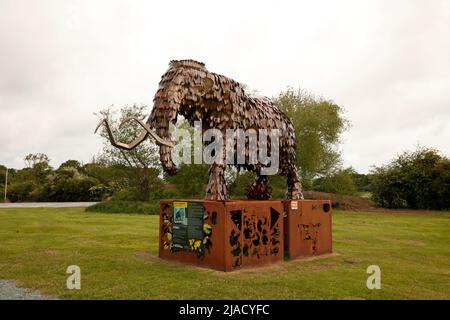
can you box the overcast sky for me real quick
[1,0,449,173]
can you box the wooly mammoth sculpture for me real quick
[96,60,303,200]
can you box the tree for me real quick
[59,160,82,170]
[348,169,372,193]
[38,177,102,202]
[274,88,349,189]
[370,147,450,210]
[313,168,357,195]
[23,153,52,184]
[95,104,162,201]
[0,164,6,185]
[24,153,50,169]
[83,163,132,192]
[7,181,35,202]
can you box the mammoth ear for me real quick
[202,77,214,94]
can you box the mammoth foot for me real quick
[205,164,228,200]
[285,181,304,200]
[286,189,303,200]
[285,169,304,200]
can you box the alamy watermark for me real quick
[66,265,81,290]
[170,121,280,175]
[366,265,381,290]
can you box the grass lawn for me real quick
[0,207,449,299]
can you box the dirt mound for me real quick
[303,191,374,211]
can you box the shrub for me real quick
[370,147,450,210]
[161,188,181,199]
[6,181,35,202]
[89,184,111,201]
[113,188,141,201]
[47,177,100,202]
[85,201,160,215]
[148,178,164,201]
[28,185,46,202]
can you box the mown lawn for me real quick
[0,207,448,299]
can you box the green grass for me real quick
[0,207,449,299]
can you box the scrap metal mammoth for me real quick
[96,60,303,200]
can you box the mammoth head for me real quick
[149,60,214,120]
[146,60,216,175]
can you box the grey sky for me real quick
[1,0,449,172]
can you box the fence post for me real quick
[4,168,8,202]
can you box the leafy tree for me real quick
[348,170,372,193]
[3,154,110,202]
[7,181,35,202]
[83,163,132,192]
[23,153,52,184]
[3,154,51,201]
[41,177,101,202]
[0,164,6,185]
[59,160,82,170]
[370,147,450,210]
[313,168,357,195]
[274,88,349,189]
[24,153,50,169]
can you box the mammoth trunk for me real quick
[148,99,179,176]
[160,144,177,175]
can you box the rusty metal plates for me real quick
[159,199,284,271]
[224,200,284,271]
[160,199,226,270]
[159,199,332,271]
[283,200,332,259]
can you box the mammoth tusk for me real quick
[94,118,150,150]
[120,117,174,148]
[94,119,105,135]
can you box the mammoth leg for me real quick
[286,168,303,200]
[246,174,272,200]
[206,163,228,200]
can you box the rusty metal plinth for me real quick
[283,200,332,259]
[159,199,332,271]
[159,199,284,272]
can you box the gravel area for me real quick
[0,202,98,208]
[0,280,58,300]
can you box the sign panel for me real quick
[172,201,204,251]
[291,201,298,210]
[187,202,204,240]
[173,202,187,224]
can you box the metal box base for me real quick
[159,199,332,271]
[283,200,333,260]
